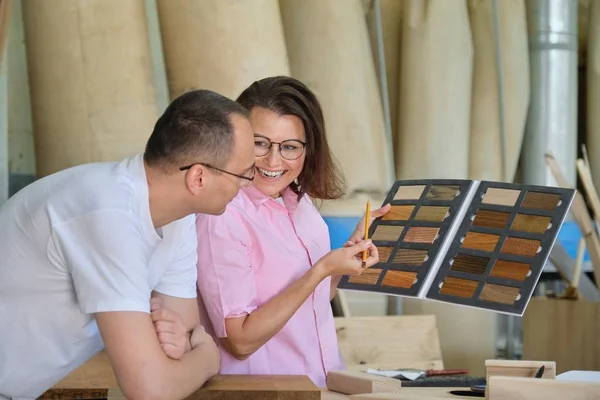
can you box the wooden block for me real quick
[335,316,444,371]
[485,359,556,380]
[487,376,600,400]
[187,374,321,400]
[326,371,401,395]
[348,387,465,399]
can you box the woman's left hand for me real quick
[345,203,391,246]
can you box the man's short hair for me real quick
[144,89,248,172]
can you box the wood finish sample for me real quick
[479,283,520,304]
[414,206,449,222]
[501,237,540,257]
[349,268,382,285]
[392,249,428,265]
[482,188,520,206]
[489,259,530,281]
[439,277,478,298]
[403,227,439,243]
[521,191,561,210]
[39,389,109,399]
[450,254,489,275]
[510,214,551,233]
[190,375,321,400]
[461,231,499,252]
[425,185,459,201]
[377,247,394,263]
[472,209,511,229]
[371,225,404,242]
[393,185,425,200]
[381,270,417,288]
[382,205,415,220]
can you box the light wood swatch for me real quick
[394,185,425,200]
[479,283,520,305]
[371,225,404,242]
[481,188,520,206]
[382,205,415,220]
[403,227,439,243]
[510,214,551,233]
[349,268,382,285]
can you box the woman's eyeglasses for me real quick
[254,135,306,161]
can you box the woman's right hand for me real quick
[315,239,379,278]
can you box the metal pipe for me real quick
[522,0,578,188]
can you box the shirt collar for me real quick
[242,184,302,214]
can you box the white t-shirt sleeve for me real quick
[51,210,152,315]
[153,218,198,299]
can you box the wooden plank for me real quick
[187,375,321,400]
[326,371,401,395]
[347,387,472,399]
[52,351,117,389]
[522,297,600,373]
[335,316,444,371]
[549,242,600,301]
[485,359,556,380]
[487,376,600,400]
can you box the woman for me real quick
[194,76,389,387]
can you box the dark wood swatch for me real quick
[381,270,417,289]
[348,268,382,285]
[403,227,439,243]
[481,188,520,206]
[439,277,478,298]
[521,191,561,210]
[392,249,428,265]
[461,232,500,252]
[450,254,489,275]
[489,259,531,281]
[472,209,511,229]
[378,246,394,263]
[510,214,551,234]
[415,206,449,222]
[394,185,425,200]
[371,225,404,241]
[501,237,541,257]
[479,283,520,305]
[382,205,415,221]
[425,185,459,201]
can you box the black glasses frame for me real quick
[179,163,254,182]
[254,134,307,161]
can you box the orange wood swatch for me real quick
[371,225,404,241]
[510,214,551,233]
[481,188,520,206]
[425,185,459,201]
[381,270,417,288]
[348,268,382,285]
[479,283,520,304]
[450,254,489,275]
[403,227,439,243]
[392,249,428,265]
[521,191,560,210]
[501,237,541,257]
[415,206,449,222]
[461,232,500,252]
[489,259,531,281]
[382,205,415,220]
[472,209,511,229]
[377,246,394,263]
[439,277,478,298]
[394,185,425,200]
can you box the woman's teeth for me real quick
[258,168,285,178]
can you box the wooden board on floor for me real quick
[335,315,444,371]
[326,371,402,395]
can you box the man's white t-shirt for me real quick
[0,153,198,399]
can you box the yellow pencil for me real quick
[362,200,371,265]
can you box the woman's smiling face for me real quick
[249,107,306,198]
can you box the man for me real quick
[0,89,256,400]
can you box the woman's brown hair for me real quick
[236,76,346,201]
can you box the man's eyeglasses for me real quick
[179,163,254,182]
[254,135,306,161]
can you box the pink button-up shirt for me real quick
[194,185,345,387]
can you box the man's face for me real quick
[201,114,255,215]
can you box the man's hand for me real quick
[190,324,221,377]
[151,297,191,360]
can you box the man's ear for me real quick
[184,164,205,195]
